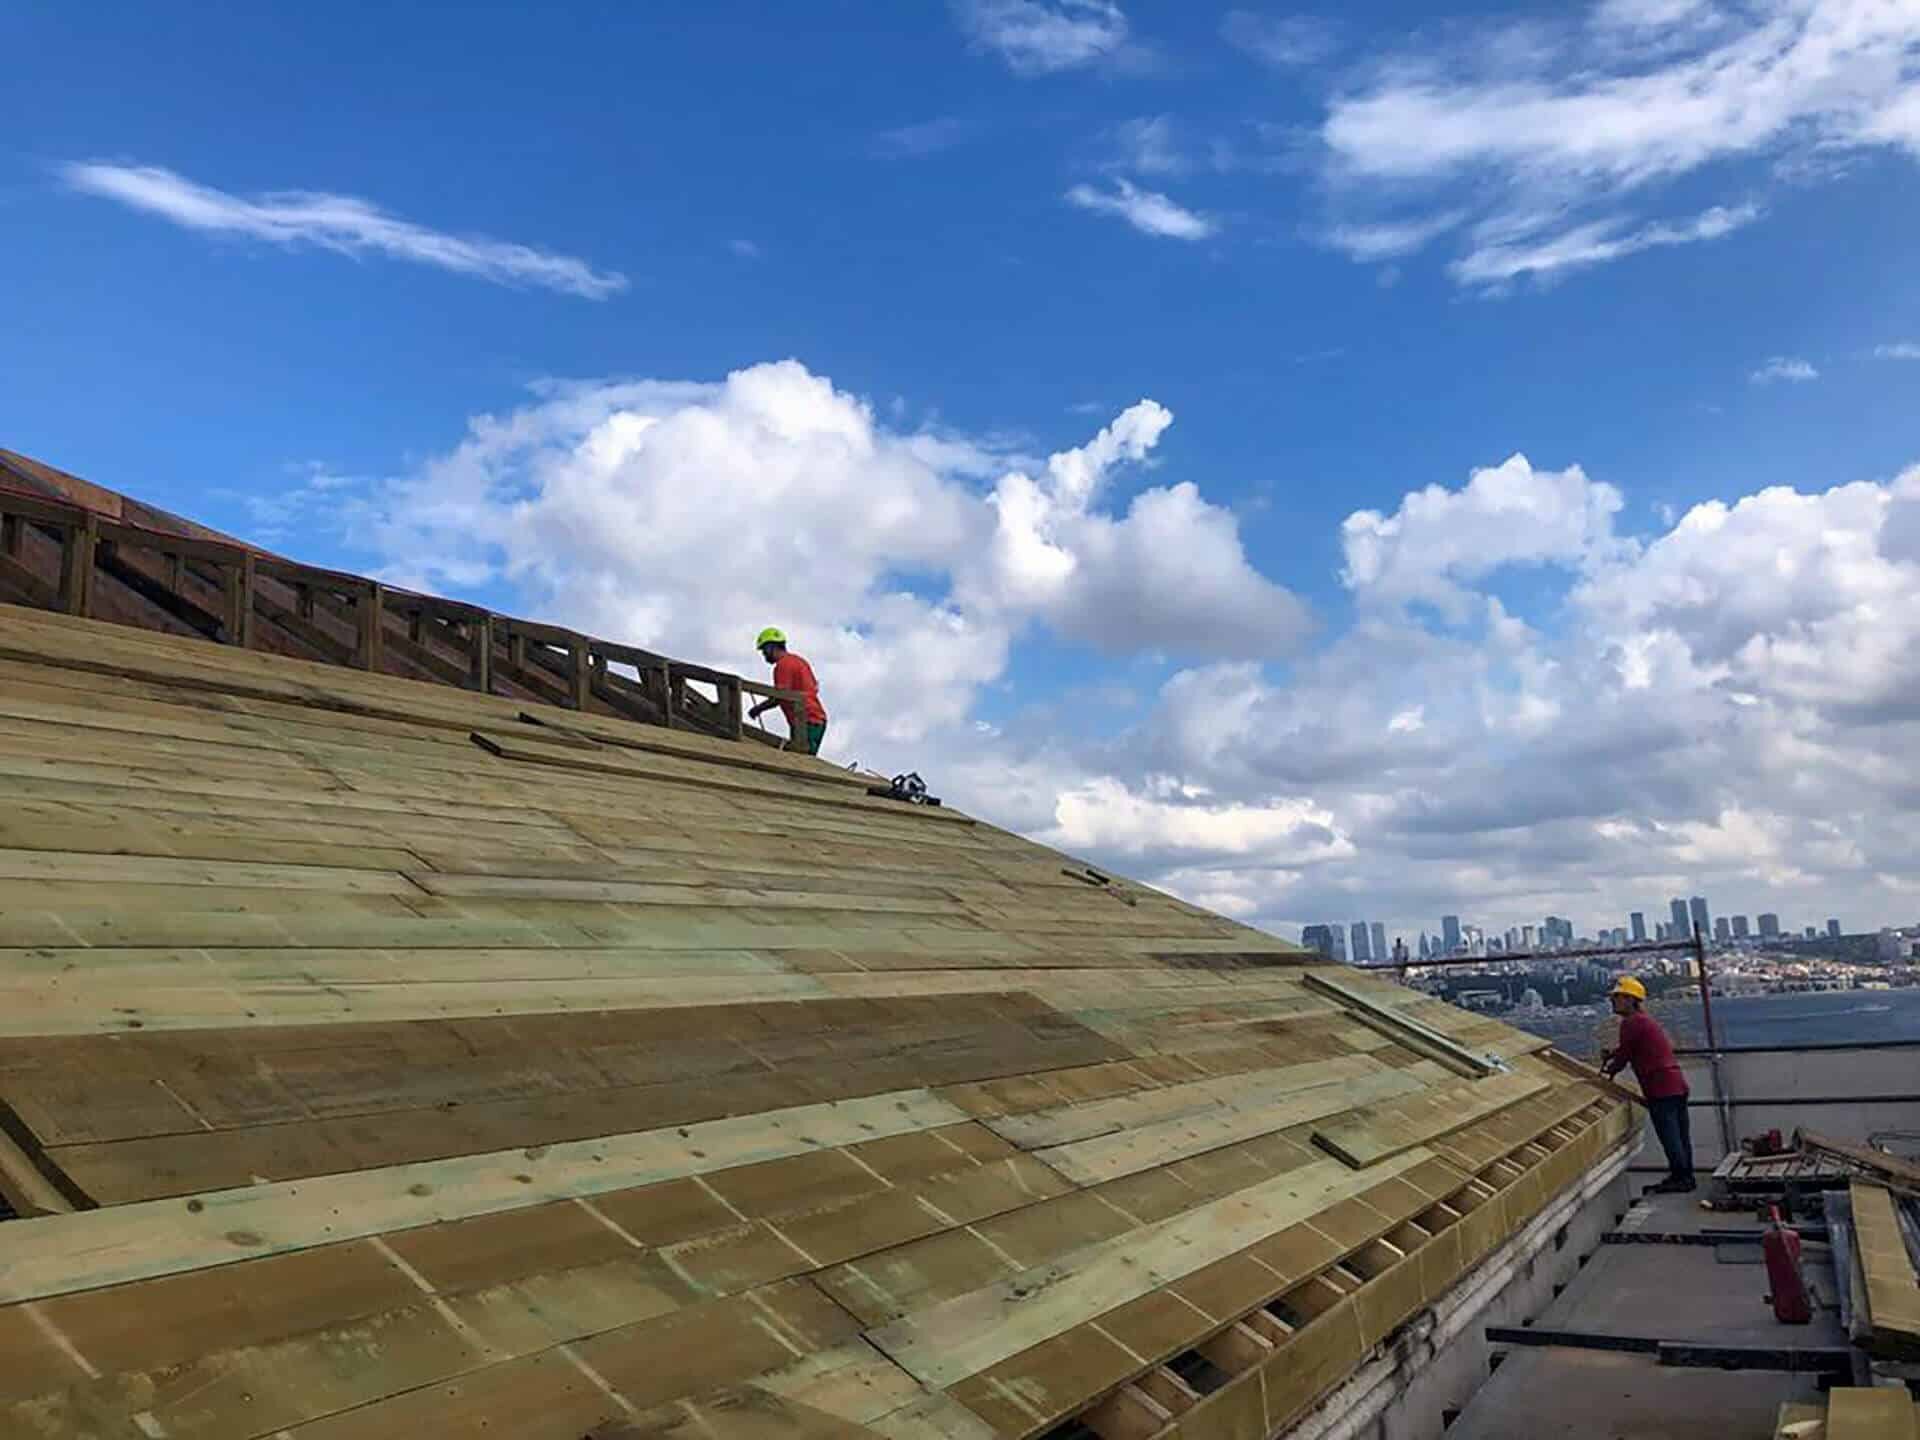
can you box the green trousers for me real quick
[805,722,827,755]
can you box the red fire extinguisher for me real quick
[1762,1208,1812,1325]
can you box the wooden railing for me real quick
[0,487,809,751]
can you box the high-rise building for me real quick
[1521,924,1535,948]
[1713,916,1730,942]
[1331,926,1348,962]
[1827,918,1842,939]
[1541,916,1573,948]
[1418,931,1431,960]
[1670,898,1691,939]
[1655,921,1669,941]
[1442,915,1462,954]
[1758,913,1781,939]
[1805,925,1818,940]
[1731,915,1750,939]
[1302,924,1336,958]
[1689,896,1710,940]
[1370,922,1387,964]
[1350,922,1372,965]
[1630,911,1646,943]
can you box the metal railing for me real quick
[1354,933,1734,1152]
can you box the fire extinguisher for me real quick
[1762,1207,1812,1325]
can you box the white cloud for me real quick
[1875,342,1920,360]
[1750,355,1820,384]
[1065,179,1218,239]
[355,362,1306,754]
[1451,202,1760,287]
[339,364,1920,943]
[1220,11,1340,69]
[953,0,1132,75]
[729,238,763,260]
[1313,0,1920,286]
[1341,453,1624,616]
[874,117,977,158]
[62,162,626,300]
[1043,777,1355,861]
[1323,211,1466,262]
[1112,116,1186,175]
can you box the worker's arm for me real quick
[1602,1017,1641,1078]
[748,698,775,720]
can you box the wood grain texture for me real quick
[0,592,1632,1440]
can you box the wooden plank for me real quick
[1028,1063,1435,1187]
[1301,969,1497,1075]
[1851,1181,1920,1359]
[1827,1387,1919,1440]
[471,729,975,827]
[1805,1131,1920,1189]
[0,1087,968,1305]
[865,1148,1433,1388]
[1312,1071,1550,1169]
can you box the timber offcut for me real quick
[0,452,1635,1440]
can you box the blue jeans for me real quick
[1647,1095,1694,1181]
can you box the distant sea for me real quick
[1510,987,1920,1057]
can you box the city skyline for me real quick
[1299,888,1859,961]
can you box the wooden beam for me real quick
[359,581,384,671]
[470,612,492,693]
[1082,1384,1173,1440]
[59,510,97,616]
[1803,1131,1920,1190]
[225,549,255,647]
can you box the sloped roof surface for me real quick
[0,598,1632,1440]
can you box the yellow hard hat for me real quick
[755,627,786,649]
[1610,976,1647,1001]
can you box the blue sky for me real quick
[7,1,1920,942]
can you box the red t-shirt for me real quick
[772,652,827,726]
[1612,1011,1688,1099]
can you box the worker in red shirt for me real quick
[1602,976,1695,1193]
[749,627,828,754]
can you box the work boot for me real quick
[1646,1176,1692,1195]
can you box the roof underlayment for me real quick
[0,454,1633,1440]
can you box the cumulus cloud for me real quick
[1312,0,1920,287]
[1341,453,1624,616]
[1065,179,1218,239]
[61,162,626,299]
[1750,355,1820,384]
[1875,342,1920,360]
[355,361,1305,754]
[331,362,1920,946]
[953,0,1132,75]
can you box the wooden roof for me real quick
[0,600,1633,1440]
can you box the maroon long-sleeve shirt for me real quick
[1607,1011,1689,1099]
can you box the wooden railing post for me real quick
[225,550,256,647]
[470,613,493,694]
[59,512,98,616]
[721,676,744,740]
[359,581,384,671]
[568,636,590,711]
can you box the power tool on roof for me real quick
[868,772,941,807]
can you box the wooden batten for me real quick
[0,444,1633,1440]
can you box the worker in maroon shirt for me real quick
[1602,976,1695,1193]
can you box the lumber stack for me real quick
[1852,1179,1920,1361]
[0,599,1636,1440]
[1777,1389,1920,1439]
